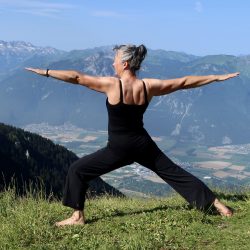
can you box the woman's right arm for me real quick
[25,68,116,93]
[145,73,240,96]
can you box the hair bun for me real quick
[113,44,147,74]
[137,45,147,61]
[131,45,147,70]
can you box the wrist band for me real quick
[46,69,49,77]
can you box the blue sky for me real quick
[1,0,249,55]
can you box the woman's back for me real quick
[106,79,149,134]
[107,78,150,105]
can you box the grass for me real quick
[0,187,249,250]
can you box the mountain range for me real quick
[0,40,250,146]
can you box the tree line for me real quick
[0,122,123,198]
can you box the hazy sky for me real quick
[1,0,249,55]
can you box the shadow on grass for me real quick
[86,204,193,224]
[86,191,250,223]
[213,192,249,202]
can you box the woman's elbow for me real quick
[74,71,84,84]
[179,76,189,89]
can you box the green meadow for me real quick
[0,187,249,250]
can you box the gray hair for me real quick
[113,44,147,74]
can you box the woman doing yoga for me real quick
[26,44,239,226]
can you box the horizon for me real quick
[1,39,248,57]
[0,0,249,56]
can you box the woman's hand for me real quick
[217,72,240,81]
[25,67,48,77]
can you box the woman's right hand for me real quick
[25,67,48,77]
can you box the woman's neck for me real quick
[119,70,137,82]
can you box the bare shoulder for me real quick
[142,78,163,88]
[142,77,184,96]
[84,75,117,85]
[104,77,121,94]
[142,78,161,100]
[105,77,120,88]
[78,75,118,93]
[98,76,119,93]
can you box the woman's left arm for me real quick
[25,68,115,93]
[181,73,240,89]
[145,72,240,97]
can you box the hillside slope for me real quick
[0,122,123,198]
[0,188,249,249]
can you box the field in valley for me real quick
[24,123,250,197]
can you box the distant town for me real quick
[23,122,250,197]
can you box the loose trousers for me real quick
[63,133,216,210]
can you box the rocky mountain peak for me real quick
[0,40,62,56]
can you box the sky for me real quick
[0,0,249,56]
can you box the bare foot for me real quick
[55,210,85,227]
[213,198,233,217]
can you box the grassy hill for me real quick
[0,187,249,250]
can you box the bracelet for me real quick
[46,69,49,77]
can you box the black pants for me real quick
[63,132,216,210]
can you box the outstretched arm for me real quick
[145,72,240,96]
[25,68,115,93]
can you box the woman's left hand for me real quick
[217,72,240,81]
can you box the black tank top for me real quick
[106,80,149,134]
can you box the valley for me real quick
[23,123,250,197]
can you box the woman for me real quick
[26,44,239,226]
